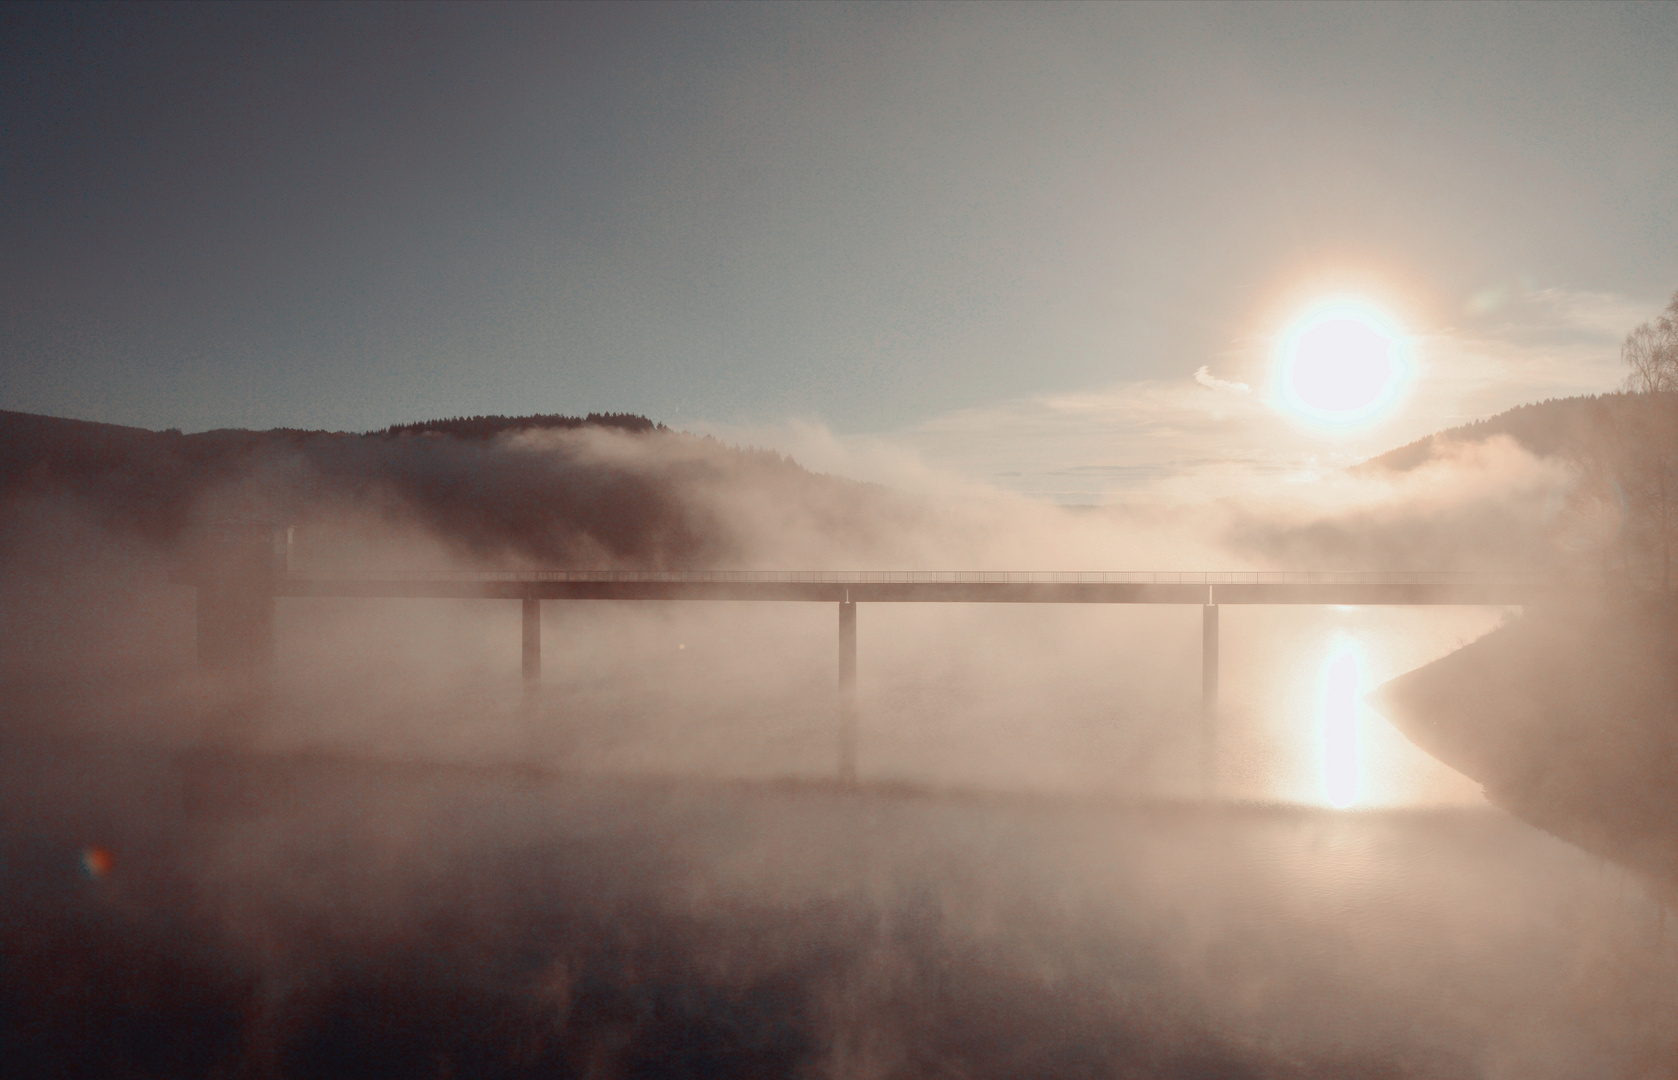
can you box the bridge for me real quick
[183,556,1555,791]
[274,568,1547,606]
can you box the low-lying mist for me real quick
[6,406,1677,1077]
[0,407,1583,803]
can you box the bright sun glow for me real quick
[1274,296,1411,428]
[1320,643,1361,809]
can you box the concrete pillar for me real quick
[838,599,857,785]
[522,598,541,685]
[1201,595,1219,799]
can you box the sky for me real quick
[4,1,1677,497]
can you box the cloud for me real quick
[1194,366,1250,394]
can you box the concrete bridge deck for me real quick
[274,569,1555,606]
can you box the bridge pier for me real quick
[839,599,857,785]
[1202,593,1218,799]
[522,598,541,686]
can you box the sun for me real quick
[1274,296,1411,428]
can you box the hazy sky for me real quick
[4,2,1677,492]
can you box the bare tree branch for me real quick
[1622,290,1678,395]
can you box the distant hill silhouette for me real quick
[1363,392,1678,472]
[0,410,911,570]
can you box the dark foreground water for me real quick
[3,732,1676,1079]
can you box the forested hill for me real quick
[0,410,914,569]
[1363,393,1678,472]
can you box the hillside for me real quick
[1371,597,1678,901]
[1363,393,1678,472]
[0,410,914,570]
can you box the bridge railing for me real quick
[279,569,1557,586]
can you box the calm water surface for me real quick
[3,728,1675,1078]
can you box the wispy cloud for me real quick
[1194,366,1251,394]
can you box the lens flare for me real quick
[1320,646,1360,809]
[1274,296,1411,428]
[81,846,112,879]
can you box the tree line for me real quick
[1594,289,1678,588]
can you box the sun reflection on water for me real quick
[1321,643,1361,809]
[1237,608,1502,809]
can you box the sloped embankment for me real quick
[1371,597,1678,895]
